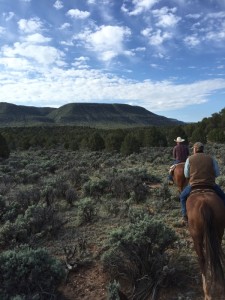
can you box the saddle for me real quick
[169,164,177,174]
[190,185,215,195]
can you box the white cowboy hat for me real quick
[174,137,185,142]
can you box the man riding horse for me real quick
[168,136,189,184]
[180,142,225,223]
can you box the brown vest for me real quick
[189,153,215,187]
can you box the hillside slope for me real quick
[0,102,55,126]
[0,102,184,127]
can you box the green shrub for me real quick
[0,247,65,299]
[107,280,126,300]
[68,166,89,187]
[23,204,63,237]
[102,197,121,216]
[2,201,22,223]
[77,197,97,224]
[65,188,78,206]
[15,187,41,209]
[0,195,6,222]
[41,185,56,206]
[83,178,109,199]
[102,216,177,299]
[131,182,149,203]
[107,172,134,199]
[128,207,150,223]
[0,220,28,248]
[0,204,63,248]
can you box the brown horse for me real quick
[186,190,225,300]
[171,162,188,193]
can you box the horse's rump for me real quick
[171,162,188,192]
[186,191,225,290]
[187,191,225,232]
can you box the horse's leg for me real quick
[192,237,212,300]
[202,274,212,300]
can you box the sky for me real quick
[0,0,225,123]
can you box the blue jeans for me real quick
[180,185,191,216]
[180,184,225,217]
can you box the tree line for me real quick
[0,107,224,157]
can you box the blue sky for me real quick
[0,0,225,122]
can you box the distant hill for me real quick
[0,102,184,128]
[0,103,54,125]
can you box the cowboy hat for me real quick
[174,137,185,143]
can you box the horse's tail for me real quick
[201,202,225,285]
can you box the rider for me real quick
[168,137,189,184]
[180,142,225,222]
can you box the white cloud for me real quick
[141,28,152,37]
[24,33,51,43]
[18,18,43,33]
[0,66,225,113]
[3,12,15,21]
[135,47,146,52]
[142,28,172,46]
[153,7,181,28]
[186,13,201,19]
[140,7,180,49]
[150,30,172,45]
[59,23,71,30]
[0,57,33,71]
[184,10,225,48]
[72,56,90,68]
[60,40,74,46]
[66,9,90,19]
[53,0,63,10]
[205,30,225,42]
[74,25,131,62]
[150,63,160,68]
[2,42,65,66]
[125,0,160,16]
[87,0,96,4]
[206,12,225,19]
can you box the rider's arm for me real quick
[184,158,190,178]
[212,158,220,177]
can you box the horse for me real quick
[186,189,225,300]
[171,162,188,193]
